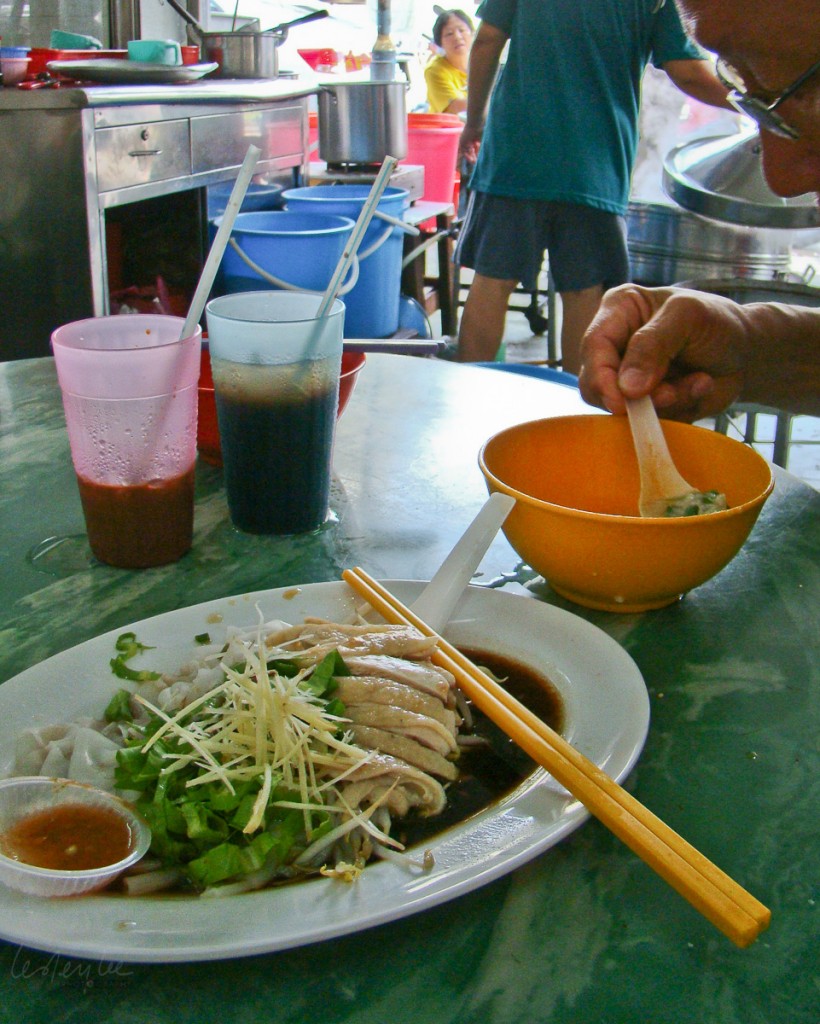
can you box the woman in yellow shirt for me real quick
[424,9,474,114]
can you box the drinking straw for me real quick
[134,146,258,481]
[316,154,399,320]
[180,143,261,340]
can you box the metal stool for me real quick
[714,404,793,468]
[401,203,458,337]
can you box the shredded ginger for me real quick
[136,631,373,839]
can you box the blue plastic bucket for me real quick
[282,185,409,337]
[207,181,285,219]
[215,211,355,295]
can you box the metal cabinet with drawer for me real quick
[95,119,192,191]
[0,81,312,360]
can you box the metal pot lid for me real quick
[662,130,820,230]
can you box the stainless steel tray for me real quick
[47,60,219,84]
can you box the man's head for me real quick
[676,0,819,198]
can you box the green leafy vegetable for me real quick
[303,650,350,696]
[114,646,355,893]
[104,688,134,723]
[110,632,161,681]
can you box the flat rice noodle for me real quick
[13,723,120,791]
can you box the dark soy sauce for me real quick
[396,648,565,849]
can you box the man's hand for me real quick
[458,122,483,163]
[578,284,750,421]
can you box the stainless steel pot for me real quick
[626,200,797,285]
[318,82,407,165]
[663,131,820,230]
[674,277,820,307]
[201,31,279,78]
[204,12,328,79]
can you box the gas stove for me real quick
[309,162,425,202]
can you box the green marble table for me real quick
[0,355,817,1024]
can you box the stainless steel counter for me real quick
[0,81,313,360]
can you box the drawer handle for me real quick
[128,149,163,157]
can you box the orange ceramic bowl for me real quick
[479,415,774,612]
[197,349,365,467]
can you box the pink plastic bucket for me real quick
[403,113,462,207]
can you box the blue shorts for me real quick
[455,192,629,293]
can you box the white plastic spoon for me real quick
[625,395,727,518]
[410,492,517,631]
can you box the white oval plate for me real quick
[0,581,649,962]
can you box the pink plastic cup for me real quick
[51,315,202,569]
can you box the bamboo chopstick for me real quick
[342,568,771,948]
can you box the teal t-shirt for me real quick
[469,0,703,214]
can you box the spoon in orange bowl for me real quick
[625,395,728,518]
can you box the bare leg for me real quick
[457,273,518,362]
[558,285,604,375]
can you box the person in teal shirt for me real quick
[454,0,731,372]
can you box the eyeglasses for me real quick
[716,56,820,140]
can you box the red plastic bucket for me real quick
[407,113,463,129]
[403,113,463,207]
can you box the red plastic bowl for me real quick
[27,47,127,79]
[297,48,340,70]
[197,349,365,467]
[337,350,366,418]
